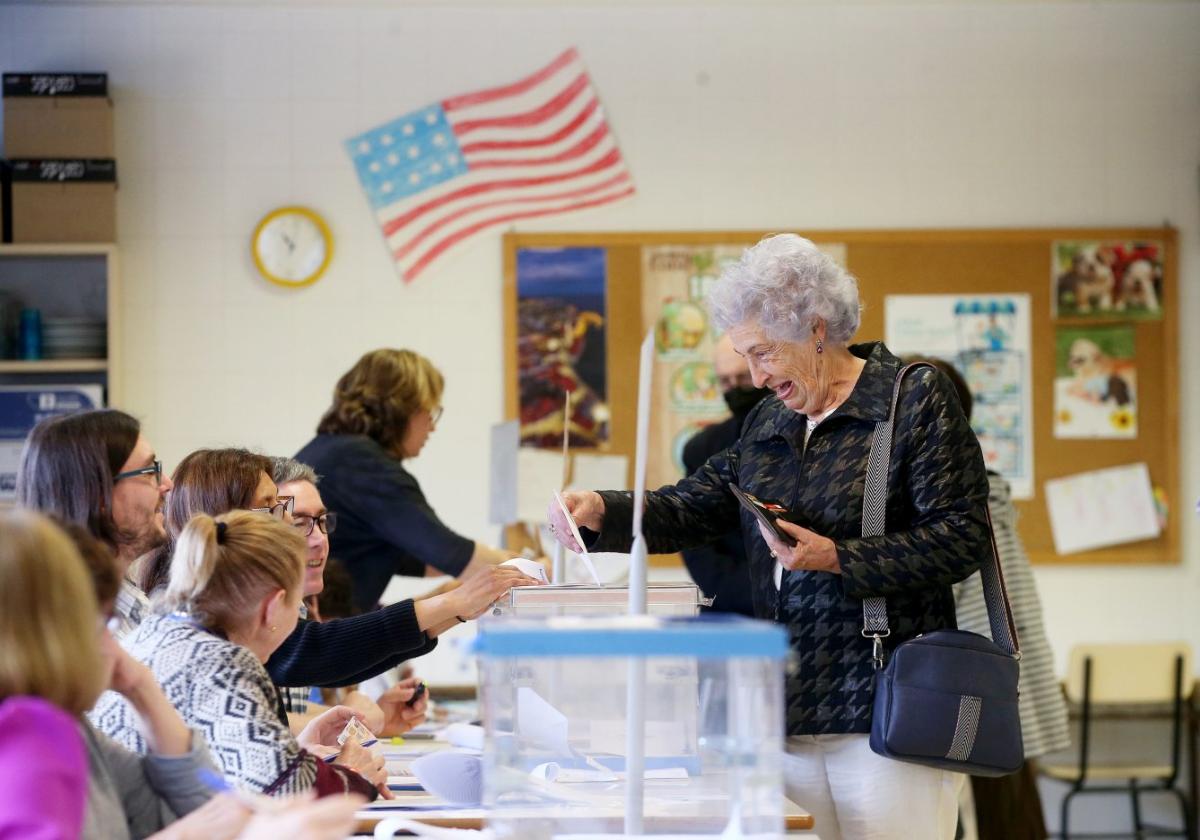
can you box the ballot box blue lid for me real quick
[471,614,787,659]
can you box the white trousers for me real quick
[783,734,963,840]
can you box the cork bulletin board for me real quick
[503,228,1179,567]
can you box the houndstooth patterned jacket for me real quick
[588,342,990,736]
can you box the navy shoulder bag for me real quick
[863,364,1024,777]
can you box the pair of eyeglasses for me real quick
[251,496,295,520]
[292,512,338,537]
[430,405,444,424]
[115,459,163,484]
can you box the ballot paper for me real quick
[553,490,602,586]
[516,686,571,755]
[1045,462,1160,554]
[501,556,550,584]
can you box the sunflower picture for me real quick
[1110,408,1135,433]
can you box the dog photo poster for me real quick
[1053,324,1138,439]
[1052,240,1164,320]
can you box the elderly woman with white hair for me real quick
[549,233,991,840]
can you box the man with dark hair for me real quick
[679,336,769,616]
[16,409,173,636]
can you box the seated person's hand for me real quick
[450,565,542,620]
[416,575,462,600]
[335,738,391,800]
[376,677,428,737]
[340,690,385,734]
[296,705,367,751]
[158,792,251,840]
[107,643,156,698]
[239,793,365,840]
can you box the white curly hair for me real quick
[708,233,862,346]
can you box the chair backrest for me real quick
[1064,642,1192,704]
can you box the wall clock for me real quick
[251,206,333,288]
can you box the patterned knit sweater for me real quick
[92,615,319,795]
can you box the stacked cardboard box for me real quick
[1,73,116,242]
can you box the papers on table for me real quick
[1044,462,1161,554]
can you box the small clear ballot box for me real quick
[473,615,788,840]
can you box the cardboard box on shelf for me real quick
[5,160,116,243]
[2,74,112,159]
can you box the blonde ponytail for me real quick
[161,511,305,637]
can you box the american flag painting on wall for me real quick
[345,48,635,283]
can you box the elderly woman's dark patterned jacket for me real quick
[586,341,990,736]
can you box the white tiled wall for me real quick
[2,1,1198,707]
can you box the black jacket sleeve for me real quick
[266,599,437,688]
[583,441,744,555]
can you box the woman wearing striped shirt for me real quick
[920,358,1070,840]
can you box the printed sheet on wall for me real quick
[884,294,1034,500]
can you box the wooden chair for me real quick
[1040,642,1194,840]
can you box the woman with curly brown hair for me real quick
[296,348,525,611]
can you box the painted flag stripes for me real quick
[346,48,634,282]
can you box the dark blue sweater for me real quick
[266,597,437,688]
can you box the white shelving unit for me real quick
[0,243,120,405]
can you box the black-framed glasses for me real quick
[292,512,337,537]
[115,459,163,484]
[251,495,295,521]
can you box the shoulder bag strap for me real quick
[860,363,1021,660]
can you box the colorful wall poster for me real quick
[885,294,1034,500]
[641,242,847,490]
[1053,324,1137,439]
[1052,240,1164,320]
[516,247,610,449]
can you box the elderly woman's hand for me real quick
[546,490,605,551]
[758,520,841,574]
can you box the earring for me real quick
[816,338,824,354]
[270,625,277,632]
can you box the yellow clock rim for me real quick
[252,205,334,288]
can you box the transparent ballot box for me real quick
[473,616,788,840]
[491,582,710,619]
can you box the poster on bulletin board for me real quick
[885,294,1034,499]
[503,227,1178,567]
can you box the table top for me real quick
[355,782,814,834]
[358,719,814,835]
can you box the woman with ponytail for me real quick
[92,512,387,800]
